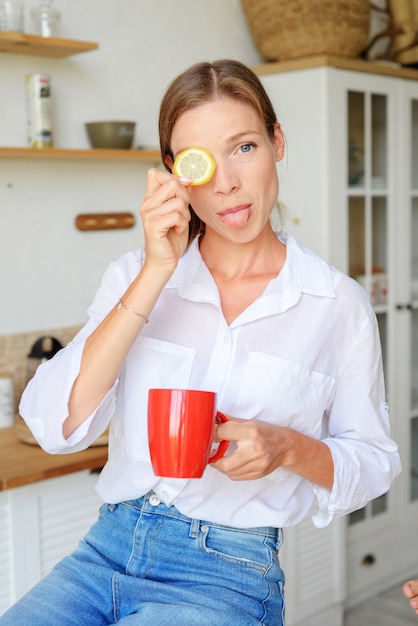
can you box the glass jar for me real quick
[31,1,60,37]
[0,0,24,32]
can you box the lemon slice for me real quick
[173,147,216,186]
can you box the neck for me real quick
[199,226,285,281]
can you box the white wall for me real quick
[0,0,262,334]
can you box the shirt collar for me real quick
[166,236,220,304]
[278,232,336,298]
[165,232,336,323]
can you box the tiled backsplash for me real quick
[0,326,81,414]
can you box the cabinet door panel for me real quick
[38,472,102,577]
[0,492,13,615]
[1,471,102,614]
[280,518,345,625]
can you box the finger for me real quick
[403,581,418,599]
[157,204,191,237]
[144,168,172,198]
[214,418,255,442]
[146,180,191,212]
[145,168,191,200]
[141,186,191,231]
[142,196,191,235]
[213,455,265,481]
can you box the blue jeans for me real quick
[0,492,285,625]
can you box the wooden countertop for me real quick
[0,426,108,491]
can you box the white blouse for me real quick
[20,232,401,529]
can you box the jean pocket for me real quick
[199,525,277,572]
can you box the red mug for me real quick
[148,388,229,478]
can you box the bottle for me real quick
[31,1,60,38]
[26,73,53,149]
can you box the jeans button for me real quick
[149,493,161,506]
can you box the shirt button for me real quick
[223,336,229,343]
[149,494,161,506]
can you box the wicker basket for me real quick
[241,0,370,62]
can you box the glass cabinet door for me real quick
[348,91,389,308]
[347,89,390,526]
[412,308,418,502]
[410,100,418,503]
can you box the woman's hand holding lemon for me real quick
[140,168,192,276]
[140,148,215,277]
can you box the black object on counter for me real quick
[27,336,63,361]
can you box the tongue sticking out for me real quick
[219,206,251,228]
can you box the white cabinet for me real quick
[257,58,418,618]
[280,516,345,626]
[0,471,102,615]
[0,492,13,615]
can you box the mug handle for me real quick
[208,411,229,464]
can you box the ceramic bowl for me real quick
[85,121,136,149]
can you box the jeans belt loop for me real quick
[189,517,200,538]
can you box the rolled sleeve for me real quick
[311,436,401,527]
[19,333,118,454]
[306,290,402,526]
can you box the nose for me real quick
[212,157,240,195]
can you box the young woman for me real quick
[0,60,401,625]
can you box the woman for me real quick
[0,59,401,625]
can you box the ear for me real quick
[272,122,285,163]
[164,154,174,173]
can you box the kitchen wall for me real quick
[0,0,262,337]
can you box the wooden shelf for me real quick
[0,146,161,162]
[0,31,98,57]
[253,55,418,82]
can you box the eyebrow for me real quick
[226,130,262,143]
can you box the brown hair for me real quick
[158,59,278,242]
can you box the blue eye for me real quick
[240,143,255,154]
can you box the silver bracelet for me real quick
[117,298,149,323]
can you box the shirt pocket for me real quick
[117,336,196,461]
[234,352,336,439]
